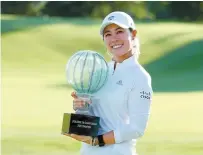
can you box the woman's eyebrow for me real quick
[104,27,123,35]
[104,30,111,34]
[115,27,123,31]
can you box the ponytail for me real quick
[128,29,140,60]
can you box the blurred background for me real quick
[1,1,203,155]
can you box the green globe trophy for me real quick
[61,50,109,137]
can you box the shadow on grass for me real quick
[150,32,192,44]
[49,40,203,93]
[1,16,100,34]
[144,39,203,92]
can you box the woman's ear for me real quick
[131,30,137,40]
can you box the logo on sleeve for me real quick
[140,91,151,100]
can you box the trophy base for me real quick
[61,113,100,137]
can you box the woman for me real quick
[65,11,153,155]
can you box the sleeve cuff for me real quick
[114,130,122,143]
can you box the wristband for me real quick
[97,135,105,147]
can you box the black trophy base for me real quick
[61,113,100,137]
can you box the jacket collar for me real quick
[110,55,139,69]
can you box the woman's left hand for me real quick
[63,133,92,144]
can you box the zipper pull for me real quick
[112,62,117,75]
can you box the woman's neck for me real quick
[113,51,133,63]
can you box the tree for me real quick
[170,1,203,21]
[1,1,47,16]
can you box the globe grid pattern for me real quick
[66,50,109,94]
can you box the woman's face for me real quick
[103,24,135,59]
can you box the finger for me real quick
[62,133,71,137]
[71,92,78,99]
[74,99,85,106]
[70,134,80,140]
[70,134,88,141]
[70,134,76,137]
[76,98,91,105]
[73,101,85,111]
[74,98,84,102]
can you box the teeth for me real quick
[112,45,122,49]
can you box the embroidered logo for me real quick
[140,91,151,100]
[108,16,115,21]
[116,80,123,86]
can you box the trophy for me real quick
[61,50,109,137]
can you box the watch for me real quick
[97,135,105,147]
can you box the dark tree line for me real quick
[1,1,203,21]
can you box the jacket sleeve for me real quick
[114,75,153,143]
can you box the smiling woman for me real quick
[66,11,153,155]
[101,12,140,63]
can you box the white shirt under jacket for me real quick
[80,56,153,155]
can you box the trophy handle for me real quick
[75,93,93,115]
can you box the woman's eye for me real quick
[117,30,123,34]
[104,33,111,37]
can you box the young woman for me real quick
[65,11,153,155]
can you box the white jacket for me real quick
[81,56,153,155]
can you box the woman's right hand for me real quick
[71,92,91,111]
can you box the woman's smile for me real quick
[111,44,124,49]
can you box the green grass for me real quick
[2,74,203,155]
[1,15,203,155]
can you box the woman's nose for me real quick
[110,34,119,41]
